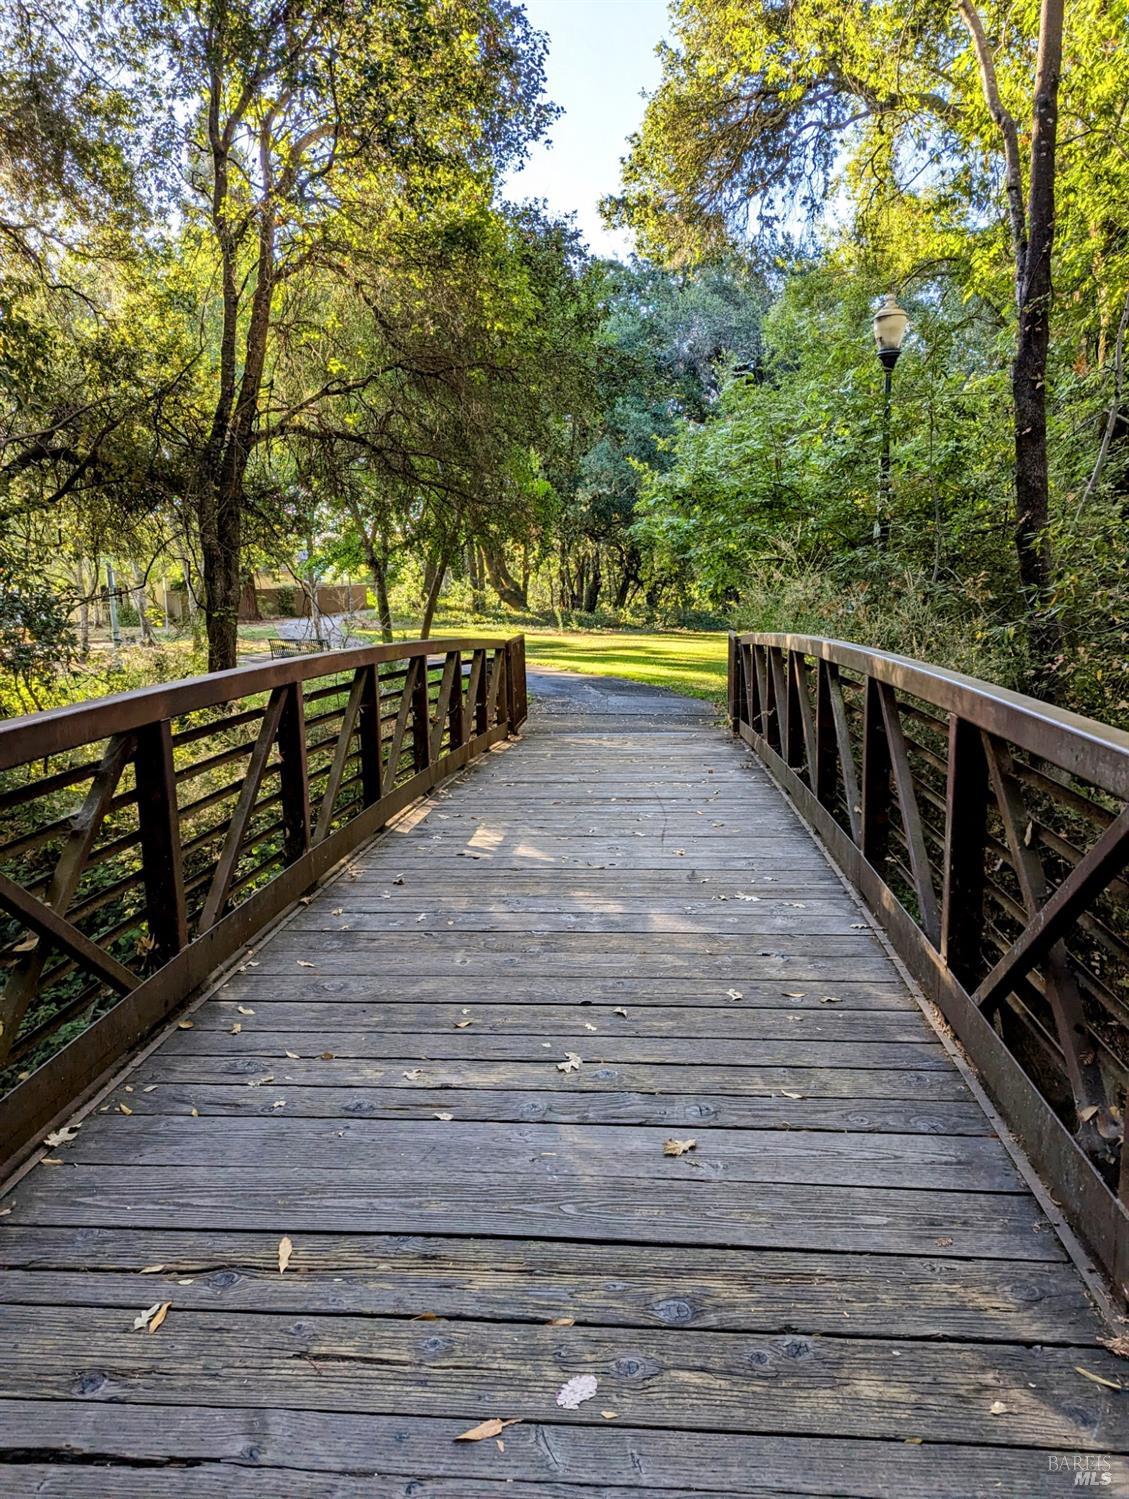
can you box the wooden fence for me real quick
[729,632,1129,1293]
[0,635,527,1172]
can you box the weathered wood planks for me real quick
[0,669,1123,1496]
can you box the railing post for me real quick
[277,680,310,865]
[448,651,466,751]
[813,658,838,809]
[356,664,383,805]
[133,720,187,966]
[940,714,989,985]
[412,653,432,771]
[860,675,891,869]
[505,635,527,730]
[727,634,739,732]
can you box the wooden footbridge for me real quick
[1,633,1128,1495]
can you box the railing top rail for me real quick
[733,631,1129,798]
[0,635,521,772]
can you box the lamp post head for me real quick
[873,293,909,370]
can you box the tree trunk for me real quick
[467,544,486,613]
[1012,0,1065,691]
[962,0,1064,694]
[76,560,91,656]
[482,544,527,610]
[420,552,447,639]
[199,486,242,672]
[582,551,601,613]
[132,566,155,645]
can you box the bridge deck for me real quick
[1,671,1126,1496]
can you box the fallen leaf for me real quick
[726,988,743,1001]
[393,875,404,885]
[320,1051,335,1060]
[246,1075,274,1087]
[177,1020,193,1029]
[780,1090,804,1100]
[278,1235,293,1274]
[148,1301,171,1334]
[783,992,805,999]
[296,960,316,968]
[43,1125,80,1147]
[118,1102,133,1115]
[133,1300,163,1331]
[614,1007,629,1017]
[663,1138,697,1157]
[989,1401,1009,1415]
[434,1112,454,1121]
[331,908,343,917]
[190,1108,199,1117]
[1099,1335,1129,1359]
[548,1317,575,1326]
[230,1023,242,1034]
[454,1417,522,1442]
[819,995,841,1005]
[556,1053,582,1074]
[285,1050,299,1059]
[455,1020,472,1029]
[904,1435,923,1444]
[556,1374,598,1409]
[403,1069,423,1081]
[1076,1366,1123,1390]
[600,1410,619,1420]
[1079,1105,1099,1122]
[139,1265,165,1274]
[237,1006,255,1016]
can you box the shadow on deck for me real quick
[1,669,1127,1496]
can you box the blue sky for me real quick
[503,0,671,257]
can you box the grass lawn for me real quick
[519,628,727,702]
[242,616,729,703]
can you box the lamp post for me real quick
[872,293,909,545]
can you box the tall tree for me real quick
[611,0,1087,685]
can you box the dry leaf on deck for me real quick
[118,1103,133,1115]
[320,1051,335,1060]
[278,1235,293,1274]
[139,1265,164,1274]
[556,1374,598,1409]
[1099,1335,1129,1359]
[230,1023,242,1034]
[133,1301,162,1331]
[403,1069,423,1081]
[296,960,316,968]
[614,1007,629,1018]
[177,1020,193,1029]
[1076,1366,1123,1390]
[434,1112,454,1121]
[237,1006,255,1016]
[819,995,841,1005]
[148,1301,171,1333]
[988,1401,1009,1415]
[556,1053,582,1074]
[600,1410,619,1420]
[663,1138,697,1157]
[780,1090,804,1100]
[726,989,743,1001]
[43,1125,79,1147]
[548,1317,575,1326]
[285,1050,299,1059]
[455,1020,472,1029]
[454,1417,522,1442]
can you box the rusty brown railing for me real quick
[0,635,527,1171]
[729,631,1129,1294]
